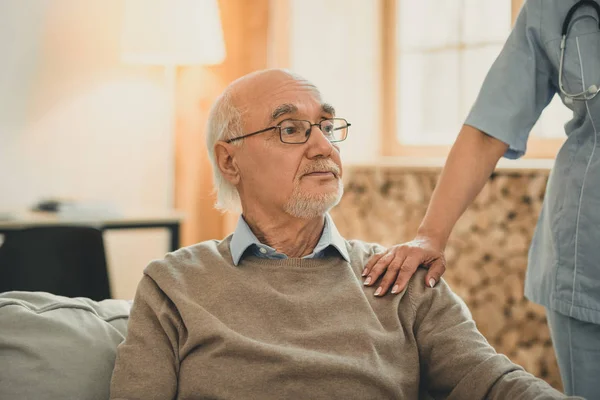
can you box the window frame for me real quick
[380,0,565,159]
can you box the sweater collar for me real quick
[230,213,350,266]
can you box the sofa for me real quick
[0,291,131,400]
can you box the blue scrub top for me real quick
[465,0,600,324]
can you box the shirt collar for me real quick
[229,213,349,265]
[316,213,350,262]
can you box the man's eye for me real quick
[282,127,299,135]
[321,122,334,134]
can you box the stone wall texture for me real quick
[329,166,561,390]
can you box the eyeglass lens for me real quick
[279,119,348,143]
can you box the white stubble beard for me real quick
[283,178,344,219]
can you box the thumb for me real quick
[424,260,446,288]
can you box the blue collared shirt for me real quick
[230,213,350,266]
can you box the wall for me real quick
[288,0,381,165]
[0,1,173,299]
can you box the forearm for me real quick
[416,124,508,249]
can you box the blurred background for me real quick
[0,0,566,388]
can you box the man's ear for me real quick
[214,141,240,185]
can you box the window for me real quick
[383,0,566,158]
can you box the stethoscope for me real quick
[559,0,600,103]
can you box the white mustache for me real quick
[300,160,340,177]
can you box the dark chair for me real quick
[0,226,111,301]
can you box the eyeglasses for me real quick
[225,118,351,144]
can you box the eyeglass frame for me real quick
[224,118,351,144]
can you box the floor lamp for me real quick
[121,0,226,208]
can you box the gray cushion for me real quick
[0,291,131,400]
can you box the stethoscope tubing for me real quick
[558,0,600,102]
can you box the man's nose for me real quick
[306,125,334,158]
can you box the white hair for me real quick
[206,89,244,213]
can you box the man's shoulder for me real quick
[143,236,234,282]
[346,239,386,254]
[345,239,386,258]
[343,239,387,275]
[344,240,435,293]
[405,268,466,319]
[405,267,432,296]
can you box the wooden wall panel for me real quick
[512,0,525,23]
[174,0,270,246]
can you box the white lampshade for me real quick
[122,0,226,65]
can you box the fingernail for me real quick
[364,277,372,285]
[362,268,368,277]
[391,284,399,294]
[374,287,382,296]
[429,278,436,288]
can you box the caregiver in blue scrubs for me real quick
[362,0,600,397]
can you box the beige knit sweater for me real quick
[110,237,578,400]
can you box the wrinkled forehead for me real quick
[229,70,331,128]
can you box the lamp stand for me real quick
[164,65,177,209]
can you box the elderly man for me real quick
[110,69,578,400]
